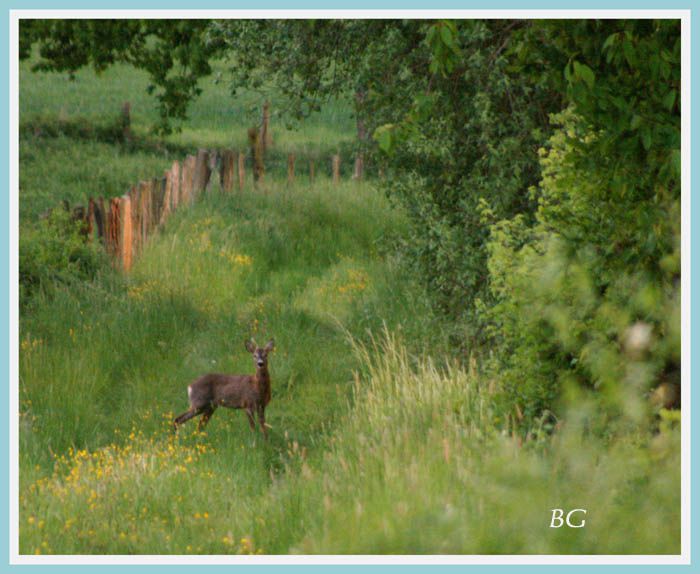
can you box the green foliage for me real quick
[20,20,221,134]
[489,73,680,432]
[19,209,107,306]
[486,19,680,429]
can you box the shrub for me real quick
[487,109,680,431]
[19,209,107,306]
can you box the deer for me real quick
[173,338,275,439]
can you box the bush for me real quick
[20,208,107,306]
[486,109,680,431]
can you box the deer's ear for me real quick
[264,338,275,352]
[245,339,256,353]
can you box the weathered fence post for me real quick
[220,149,236,192]
[193,149,211,196]
[248,128,265,185]
[138,180,153,245]
[238,151,246,191]
[207,149,218,192]
[107,197,121,261]
[353,154,364,181]
[261,101,272,150]
[129,185,141,256]
[170,160,181,210]
[287,153,296,185]
[181,155,196,205]
[152,177,166,229]
[332,154,341,185]
[93,197,106,243]
[87,198,97,242]
[162,169,173,225]
[309,159,315,185]
[120,195,133,272]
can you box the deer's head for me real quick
[245,338,275,368]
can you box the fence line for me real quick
[62,146,364,272]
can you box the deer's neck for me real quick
[255,366,271,405]
[256,366,271,389]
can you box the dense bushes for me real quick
[362,20,681,430]
[20,209,107,306]
[483,21,681,429]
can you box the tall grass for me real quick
[20,322,680,555]
[20,57,355,154]
[19,178,449,555]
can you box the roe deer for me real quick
[173,338,275,439]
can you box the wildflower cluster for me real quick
[218,249,253,267]
[20,419,218,555]
[127,280,162,301]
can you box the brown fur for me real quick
[173,339,274,439]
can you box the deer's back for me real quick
[188,373,259,409]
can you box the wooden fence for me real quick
[70,147,364,272]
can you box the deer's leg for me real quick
[245,408,256,432]
[174,407,199,429]
[257,405,268,440]
[197,405,215,431]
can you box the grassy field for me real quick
[18,56,681,555]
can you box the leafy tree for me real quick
[20,19,221,134]
[486,20,681,429]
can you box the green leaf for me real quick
[578,64,595,89]
[439,24,454,50]
[373,124,394,153]
[662,89,676,111]
[623,39,638,67]
[602,33,618,51]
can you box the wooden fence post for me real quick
[261,101,272,150]
[353,154,364,181]
[93,197,106,243]
[182,155,196,205]
[238,151,246,191]
[162,169,173,225]
[138,180,152,245]
[107,197,121,261]
[129,185,141,256]
[152,177,166,229]
[248,128,265,185]
[287,153,296,185]
[332,154,341,185]
[309,159,315,185]
[170,160,181,210]
[100,197,110,248]
[220,149,235,192]
[120,195,133,272]
[87,198,96,242]
[194,149,211,196]
[207,149,218,192]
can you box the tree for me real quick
[20,19,221,134]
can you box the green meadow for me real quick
[18,51,680,555]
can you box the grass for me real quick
[18,53,681,556]
[20,56,355,159]
[19,177,452,555]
